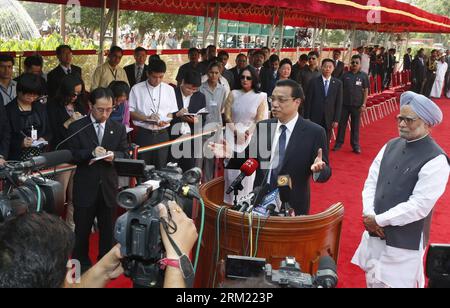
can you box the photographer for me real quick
[0,201,198,288]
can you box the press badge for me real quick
[31,126,38,140]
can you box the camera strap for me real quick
[165,233,195,288]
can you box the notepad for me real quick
[32,140,48,148]
[89,153,114,165]
[184,107,209,116]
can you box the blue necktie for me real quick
[324,79,329,97]
[270,125,287,189]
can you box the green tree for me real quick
[120,11,195,44]
[71,7,103,40]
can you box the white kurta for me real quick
[352,140,450,288]
[430,62,448,98]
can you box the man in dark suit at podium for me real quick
[67,87,128,272]
[209,79,331,215]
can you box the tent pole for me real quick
[319,20,327,56]
[98,0,107,65]
[112,0,120,46]
[213,3,220,47]
[60,5,66,43]
[277,10,285,54]
[268,9,276,49]
[348,26,356,65]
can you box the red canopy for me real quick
[21,0,450,33]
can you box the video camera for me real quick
[0,150,71,223]
[225,255,338,288]
[113,159,202,288]
[426,244,450,288]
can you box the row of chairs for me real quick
[362,70,411,127]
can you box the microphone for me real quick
[314,256,338,288]
[55,118,98,151]
[277,175,295,216]
[225,158,259,194]
[13,150,73,171]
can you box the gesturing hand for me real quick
[208,140,232,159]
[310,148,326,173]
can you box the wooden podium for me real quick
[194,177,344,287]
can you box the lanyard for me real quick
[145,82,162,115]
[0,83,14,100]
[109,68,117,80]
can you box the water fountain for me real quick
[0,0,40,41]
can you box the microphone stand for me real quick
[232,182,244,210]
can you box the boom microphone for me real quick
[55,118,99,151]
[13,150,73,171]
[225,158,259,194]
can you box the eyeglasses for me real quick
[396,115,419,125]
[70,92,82,97]
[93,107,115,114]
[240,76,253,81]
[308,57,317,61]
[269,96,294,104]
[351,61,360,65]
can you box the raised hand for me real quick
[310,148,326,173]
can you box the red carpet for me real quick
[90,97,450,288]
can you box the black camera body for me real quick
[265,257,315,288]
[0,171,64,223]
[113,159,201,288]
[225,255,338,288]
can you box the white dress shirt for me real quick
[90,114,106,146]
[129,81,178,130]
[0,80,17,105]
[180,93,192,135]
[266,113,299,182]
[352,139,450,288]
[61,64,72,75]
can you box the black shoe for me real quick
[353,147,361,154]
[333,144,342,151]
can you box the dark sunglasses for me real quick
[308,57,317,60]
[70,92,82,98]
[240,76,253,81]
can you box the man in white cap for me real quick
[352,91,450,288]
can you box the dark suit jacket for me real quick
[229,66,241,90]
[411,57,426,83]
[403,54,412,71]
[47,65,82,98]
[228,116,332,215]
[259,67,278,97]
[305,76,343,130]
[170,87,206,138]
[332,60,345,79]
[124,64,148,87]
[0,102,10,158]
[67,116,129,208]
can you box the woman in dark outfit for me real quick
[47,75,88,150]
[6,73,50,161]
[46,75,88,229]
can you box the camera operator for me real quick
[0,201,198,288]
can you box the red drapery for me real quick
[20,0,450,33]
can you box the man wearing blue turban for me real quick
[352,91,449,288]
